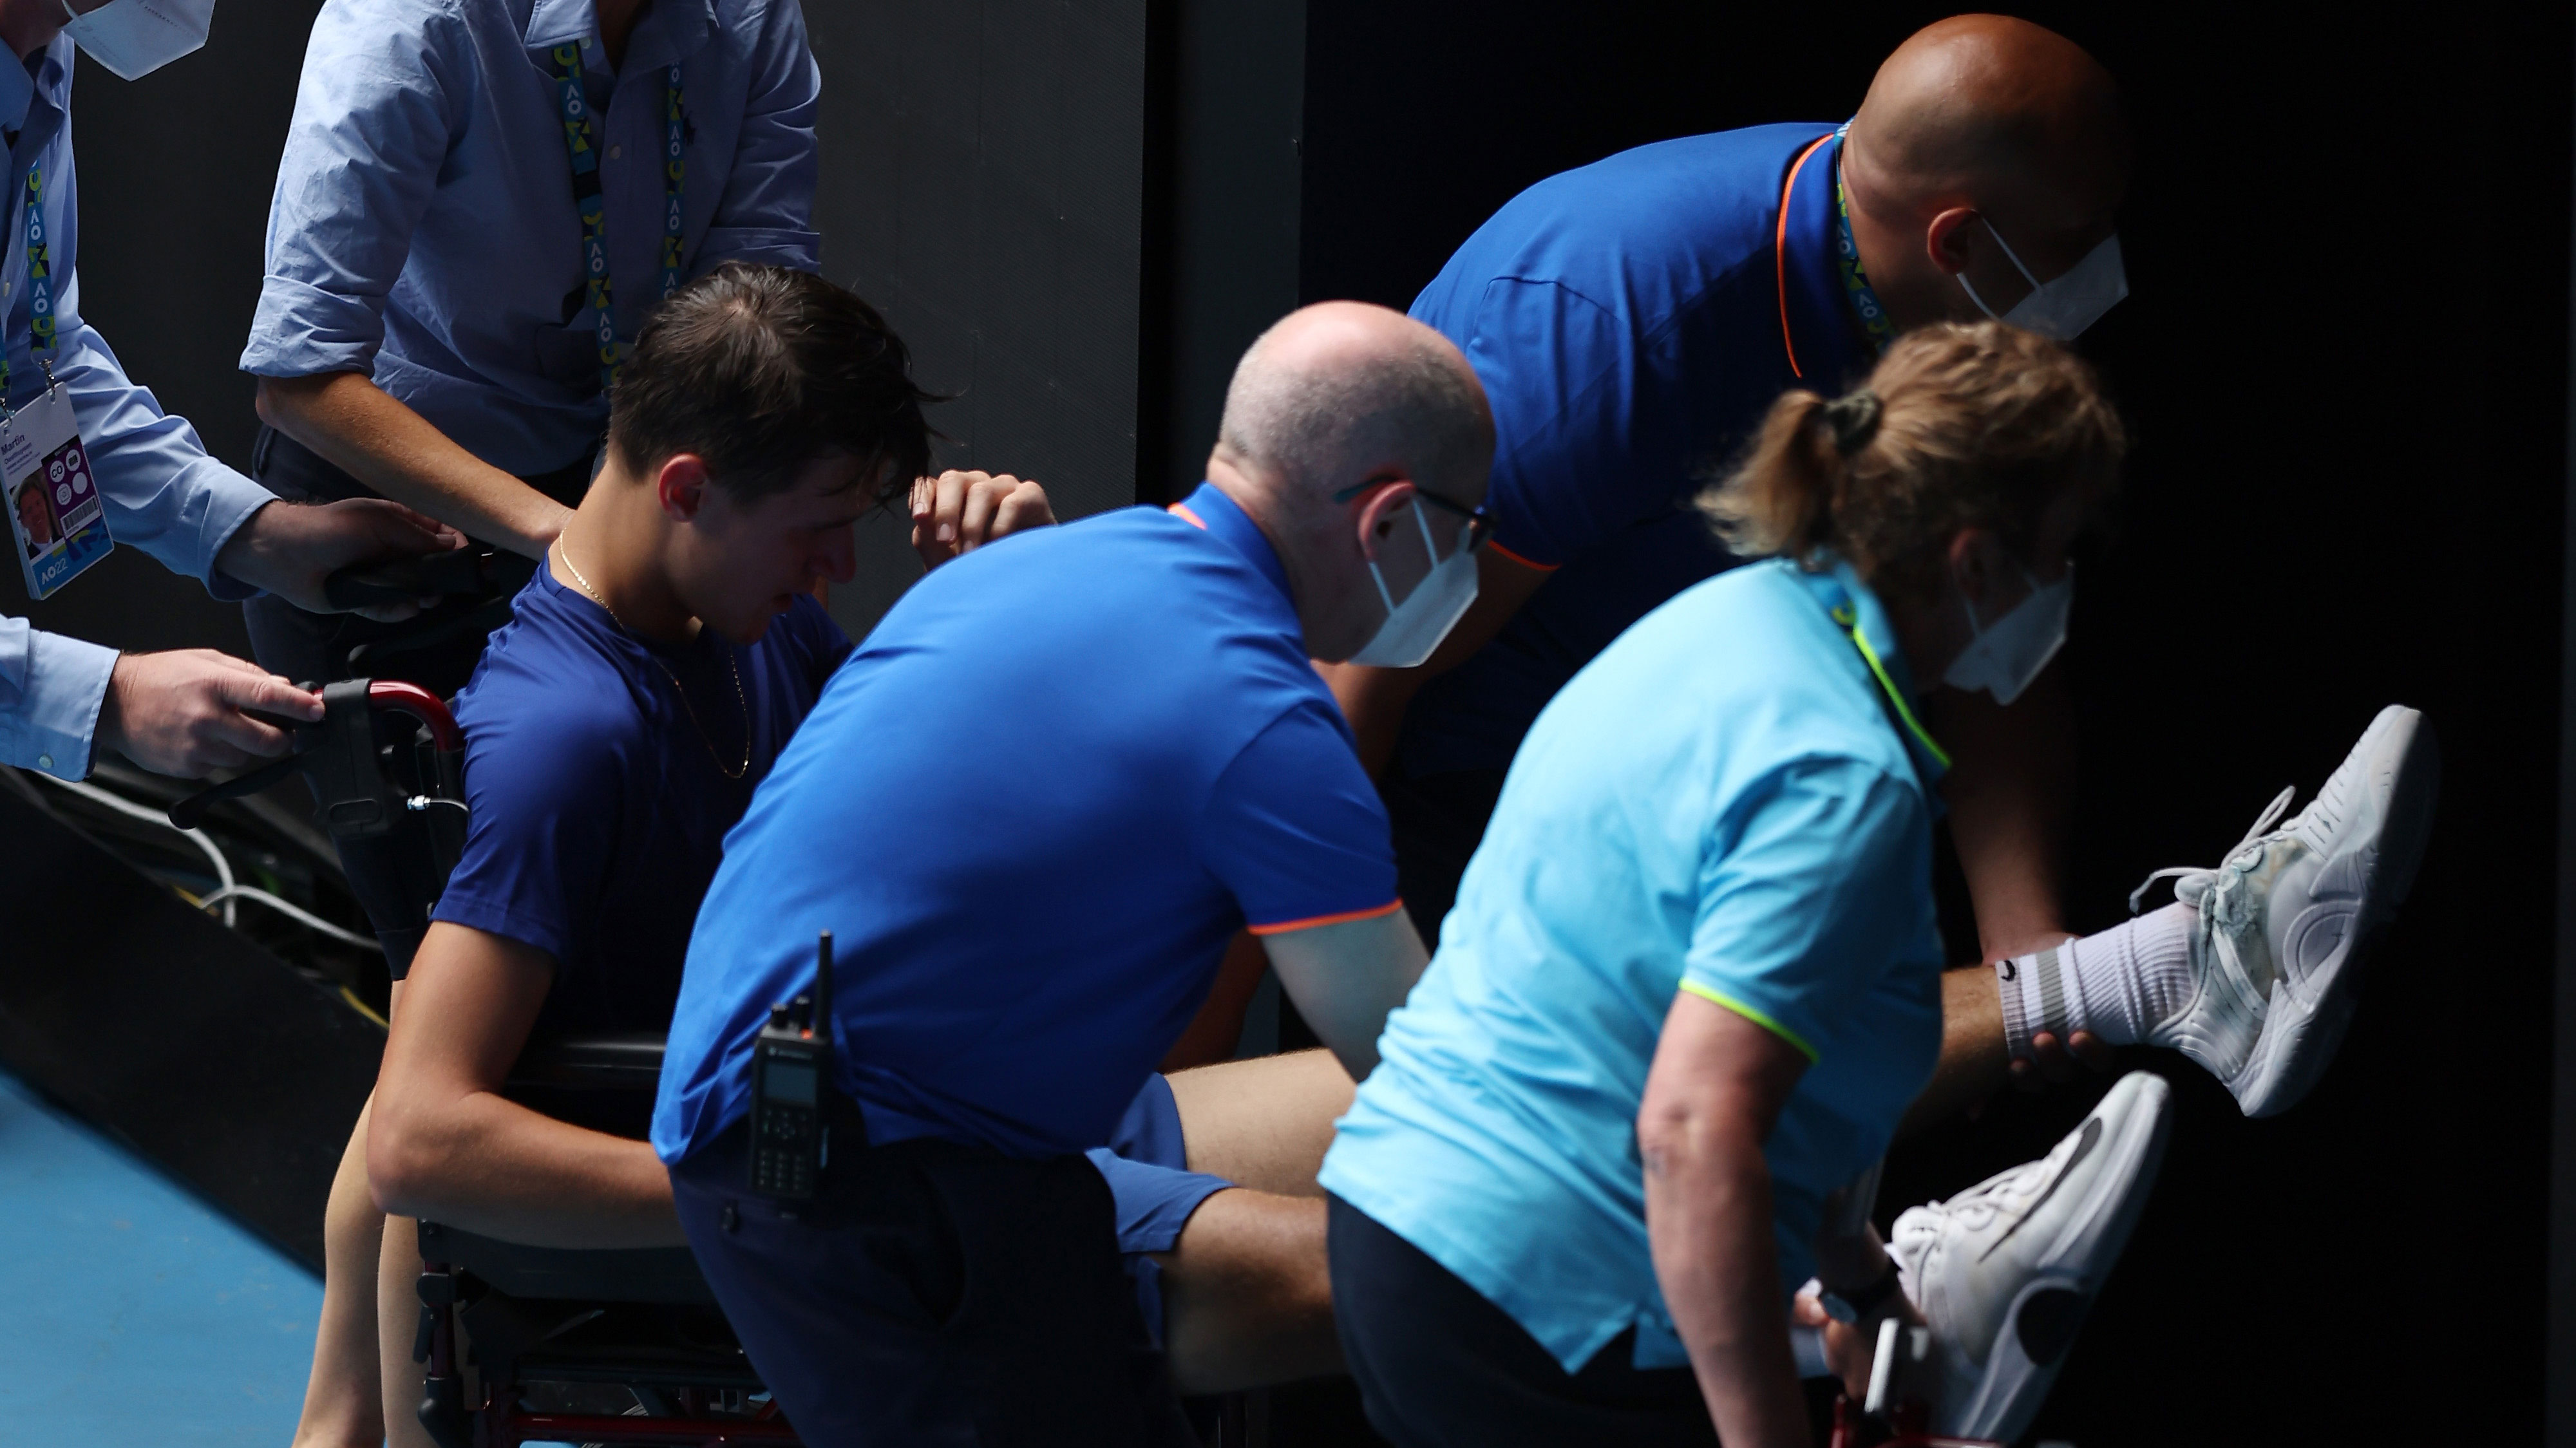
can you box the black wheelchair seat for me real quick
[415,1034,798,1447]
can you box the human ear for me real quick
[1351,476,1417,562]
[657,454,711,522]
[1925,207,1980,277]
[1946,527,2011,612]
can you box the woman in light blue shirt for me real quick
[1320,321,2125,1446]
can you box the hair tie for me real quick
[1821,390,1882,457]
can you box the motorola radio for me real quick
[748,930,836,1201]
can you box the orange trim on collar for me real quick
[1775,133,1833,381]
[1246,899,1405,936]
[1169,502,1209,529]
[1486,538,1560,574]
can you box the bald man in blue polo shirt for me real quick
[653,302,1494,1443]
[1316,17,2132,1087]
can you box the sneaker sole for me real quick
[1942,1071,2175,1441]
[2233,706,2442,1118]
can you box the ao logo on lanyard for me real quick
[0,162,111,601]
[549,43,687,394]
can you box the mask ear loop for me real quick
[1956,215,2047,318]
[1410,496,1446,563]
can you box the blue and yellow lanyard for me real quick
[1830,600,1951,775]
[1828,126,1899,359]
[3,162,58,416]
[549,44,684,393]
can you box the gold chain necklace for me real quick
[554,539,751,780]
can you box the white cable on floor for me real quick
[194,885,383,953]
[31,771,236,926]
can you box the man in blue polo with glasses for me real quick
[237,0,830,699]
[1310,16,2134,1073]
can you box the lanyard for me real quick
[1830,129,1898,359]
[549,44,685,393]
[3,161,57,412]
[1828,598,1951,775]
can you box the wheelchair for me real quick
[171,569,807,1447]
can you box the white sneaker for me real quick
[2134,704,2441,1118]
[1890,1070,2174,1443]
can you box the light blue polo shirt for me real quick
[1320,555,1947,1374]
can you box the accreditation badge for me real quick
[1,382,110,600]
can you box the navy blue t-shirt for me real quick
[653,483,1401,1164]
[433,565,853,1039]
[1401,122,1866,776]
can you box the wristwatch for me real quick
[1818,1257,1905,1324]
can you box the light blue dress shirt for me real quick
[1320,556,1950,1375]
[240,0,822,476]
[0,40,278,780]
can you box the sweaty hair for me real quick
[1217,319,1489,497]
[1700,321,2125,605]
[607,263,936,505]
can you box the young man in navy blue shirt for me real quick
[288,264,1047,1448]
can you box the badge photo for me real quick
[1,384,111,600]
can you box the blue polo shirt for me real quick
[1401,123,1864,778]
[1321,556,1947,1374]
[653,483,1400,1165]
[434,567,851,1037]
[240,0,821,475]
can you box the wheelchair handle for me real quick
[164,680,463,832]
[323,545,507,611]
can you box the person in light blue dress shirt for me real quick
[0,0,455,784]
[238,0,820,697]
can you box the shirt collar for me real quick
[526,0,715,70]
[1171,481,1295,606]
[1795,556,1949,785]
[0,42,46,135]
[1778,128,1865,390]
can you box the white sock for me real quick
[1995,904,2195,1057]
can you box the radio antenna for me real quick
[811,930,834,1042]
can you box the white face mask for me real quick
[59,0,216,80]
[1349,498,1479,668]
[1957,223,2128,341]
[1942,563,2072,706]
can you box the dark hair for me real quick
[1700,321,2125,606]
[607,263,937,505]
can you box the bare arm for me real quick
[258,372,573,561]
[1258,908,1428,1081]
[1927,661,2076,960]
[368,921,684,1247]
[1636,992,1812,1448]
[1314,546,1552,777]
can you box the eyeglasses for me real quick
[1331,479,1492,554]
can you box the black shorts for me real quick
[1328,1193,1719,1448]
[672,1118,1197,1448]
[240,426,594,699]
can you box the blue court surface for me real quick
[0,1067,321,1444]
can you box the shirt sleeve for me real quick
[238,0,464,381]
[431,692,629,963]
[0,614,112,778]
[1461,276,1678,572]
[1198,700,1400,935]
[692,0,820,275]
[1680,757,1931,1064]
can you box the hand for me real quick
[1792,1283,1925,1401]
[214,498,466,620]
[97,650,322,778]
[2009,1026,2116,1090]
[909,469,1054,569]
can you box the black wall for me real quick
[1294,4,2567,1444]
